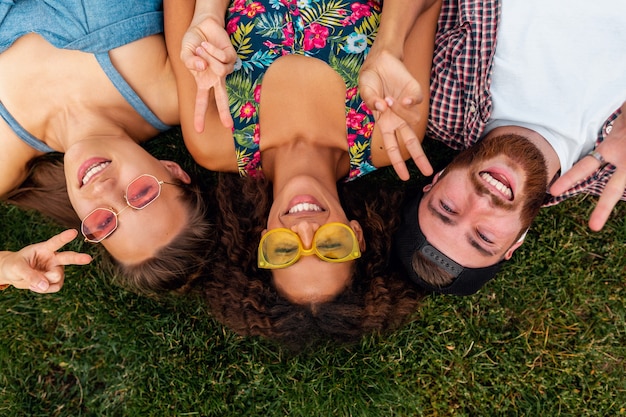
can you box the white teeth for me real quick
[288,202,323,214]
[480,172,513,199]
[82,162,110,185]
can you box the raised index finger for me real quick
[380,126,410,181]
[588,168,626,231]
[42,229,80,252]
[194,86,210,133]
[398,126,433,177]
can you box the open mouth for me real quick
[480,171,514,201]
[286,202,324,215]
[80,160,111,187]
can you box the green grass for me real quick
[1,129,625,416]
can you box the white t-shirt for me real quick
[486,0,626,172]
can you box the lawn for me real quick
[1,128,625,416]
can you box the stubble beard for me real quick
[446,134,549,225]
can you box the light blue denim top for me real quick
[0,0,170,153]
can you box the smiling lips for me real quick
[480,171,513,200]
[287,202,324,215]
[79,160,111,187]
[284,195,326,216]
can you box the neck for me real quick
[47,111,133,151]
[488,125,561,184]
[263,141,347,195]
[45,102,161,152]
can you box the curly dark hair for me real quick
[199,172,425,351]
[6,153,218,296]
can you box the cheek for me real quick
[494,215,524,238]
[66,193,86,218]
[266,203,281,228]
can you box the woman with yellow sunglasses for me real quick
[164,0,440,347]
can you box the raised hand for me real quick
[180,16,237,132]
[0,229,92,293]
[550,101,626,231]
[359,48,433,180]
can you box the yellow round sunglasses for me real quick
[258,222,361,269]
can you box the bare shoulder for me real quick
[109,35,180,126]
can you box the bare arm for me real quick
[362,0,441,180]
[163,0,237,171]
[177,0,235,132]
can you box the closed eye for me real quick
[273,246,298,255]
[440,201,455,214]
[477,231,494,244]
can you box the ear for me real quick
[261,228,268,237]
[160,160,191,184]
[503,238,525,260]
[349,220,366,251]
[422,169,445,192]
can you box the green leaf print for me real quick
[255,11,288,39]
[227,71,256,114]
[234,124,258,149]
[329,53,362,90]
[349,141,369,166]
[300,0,350,28]
[231,21,255,59]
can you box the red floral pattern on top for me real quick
[226,0,381,180]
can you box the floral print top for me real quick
[225,0,381,180]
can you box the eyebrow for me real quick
[467,236,496,257]
[427,200,456,226]
[427,200,496,258]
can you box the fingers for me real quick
[28,278,52,293]
[214,81,234,129]
[28,268,64,293]
[12,263,52,293]
[358,69,387,114]
[390,157,410,181]
[194,45,235,77]
[181,49,206,72]
[387,94,422,126]
[24,249,89,293]
[28,278,64,294]
[200,41,236,66]
[42,229,79,252]
[44,281,64,293]
[550,154,601,195]
[54,251,93,267]
[396,125,433,177]
[194,87,210,133]
[588,169,626,231]
[386,98,432,177]
[189,43,235,132]
[380,124,410,180]
[550,149,625,231]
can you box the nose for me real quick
[472,191,494,210]
[88,178,128,211]
[90,177,117,195]
[290,221,320,249]
[464,191,505,222]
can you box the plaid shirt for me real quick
[428,0,625,206]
